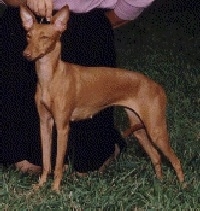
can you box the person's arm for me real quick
[106,9,129,29]
[106,0,155,28]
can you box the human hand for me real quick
[26,0,53,20]
[106,9,129,28]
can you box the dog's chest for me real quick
[42,88,51,106]
[37,84,52,109]
[36,60,54,109]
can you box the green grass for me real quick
[1,1,200,210]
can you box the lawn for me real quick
[1,0,200,210]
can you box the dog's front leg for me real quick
[52,116,70,192]
[33,102,54,190]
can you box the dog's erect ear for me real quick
[20,5,35,30]
[51,5,70,32]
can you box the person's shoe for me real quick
[15,160,41,173]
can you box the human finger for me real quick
[45,0,53,20]
[38,0,46,17]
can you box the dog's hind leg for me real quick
[140,92,184,182]
[145,118,184,182]
[125,108,162,179]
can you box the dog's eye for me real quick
[27,33,31,39]
[41,36,50,39]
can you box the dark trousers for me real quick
[1,7,125,172]
[1,7,41,165]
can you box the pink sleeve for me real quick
[114,0,155,20]
[53,0,66,10]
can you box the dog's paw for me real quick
[181,182,187,189]
[32,184,41,191]
[51,183,61,194]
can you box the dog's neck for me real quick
[36,41,62,86]
[35,40,63,106]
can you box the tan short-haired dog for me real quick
[20,5,184,192]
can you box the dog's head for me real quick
[20,5,69,61]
